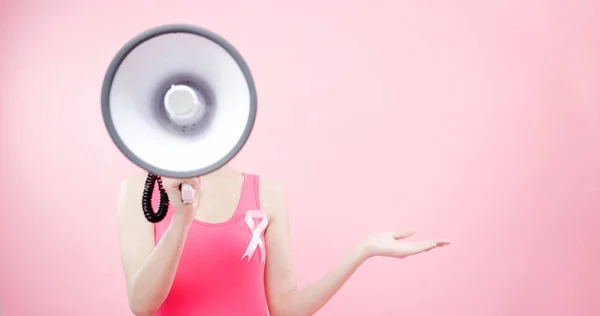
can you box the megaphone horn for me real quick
[101,24,257,222]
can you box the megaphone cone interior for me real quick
[163,84,207,127]
[101,24,257,179]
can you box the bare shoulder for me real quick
[258,177,288,221]
[120,172,148,193]
[117,172,149,218]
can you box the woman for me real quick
[117,165,450,315]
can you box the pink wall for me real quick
[1,0,599,315]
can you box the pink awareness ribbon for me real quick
[241,210,269,264]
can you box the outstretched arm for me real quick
[261,181,450,316]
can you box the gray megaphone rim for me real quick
[101,24,257,179]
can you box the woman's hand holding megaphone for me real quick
[161,177,201,222]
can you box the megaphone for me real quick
[101,24,257,223]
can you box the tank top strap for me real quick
[238,173,261,211]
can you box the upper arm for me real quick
[116,173,155,292]
[260,180,298,302]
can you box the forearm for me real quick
[273,245,369,316]
[128,213,192,315]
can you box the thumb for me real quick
[392,229,415,240]
[180,177,201,190]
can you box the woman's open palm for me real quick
[362,230,450,259]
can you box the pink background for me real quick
[1,0,600,315]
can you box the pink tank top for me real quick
[153,174,269,316]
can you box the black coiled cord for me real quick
[142,173,170,223]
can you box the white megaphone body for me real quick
[101,24,257,222]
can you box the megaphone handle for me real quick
[181,182,195,204]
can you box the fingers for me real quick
[414,241,438,253]
[392,229,416,240]
[408,239,452,255]
[435,239,451,247]
[182,177,201,190]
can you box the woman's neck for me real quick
[201,164,241,181]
